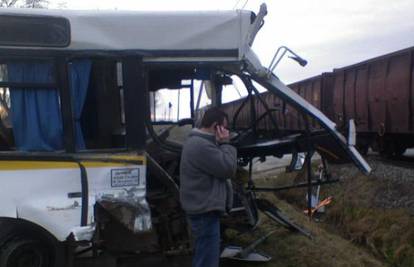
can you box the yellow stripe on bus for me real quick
[0,156,145,171]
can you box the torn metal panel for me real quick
[96,187,152,233]
[221,246,272,262]
[256,198,312,239]
[70,225,95,241]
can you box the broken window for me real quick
[81,60,125,150]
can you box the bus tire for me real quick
[0,224,65,267]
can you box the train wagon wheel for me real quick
[380,140,407,158]
[356,144,369,156]
[394,146,407,157]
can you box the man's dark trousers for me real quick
[188,211,221,267]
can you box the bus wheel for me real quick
[0,230,64,267]
[0,238,52,267]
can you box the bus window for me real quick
[0,58,126,152]
[0,63,11,147]
[0,15,70,47]
[79,59,124,150]
[151,88,191,122]
[0,60,62,151]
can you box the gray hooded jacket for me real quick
[180,129,237,215]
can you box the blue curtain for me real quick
[9,60,91,151]
[9,62,64,151]
[69,60,92,150]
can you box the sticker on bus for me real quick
[111,168,140,187]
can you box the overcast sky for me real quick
[49,0,414,83]
[48,0,414,118]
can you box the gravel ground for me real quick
[333,158,414,215]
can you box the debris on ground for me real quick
[254,160,414,267]
[223,192,385,267]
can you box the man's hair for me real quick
[200,107,228,128]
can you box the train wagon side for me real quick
[287,75,328,131]
[222,74,329,134]
[331,46,414,155]
[221,46,414,156]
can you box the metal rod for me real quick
[321,157,331,180]
[249,86,256,135]
[177,89,180,121]
[270,49,287,73]
[248,158,254,188]
[153,92,156,121]
[190,79,195,125]
[243,76,279,132]
[232,88,252,130]
[56,56,76,153]
[195,81,203,112]
[286,151,299,172]
[238,230,277,259]
[253,108,279,127]
[0,56,56,63]
[268,46,307,75]
[0,81,57,89]
[268,46,284,70]
[251,179,339,192]
[306,154,313,219]
[234,82,242,97]
[303,115,313,220]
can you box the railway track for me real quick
[368,154,414,169]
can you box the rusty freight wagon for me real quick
[330,46,414,156]
[222,46,414,156]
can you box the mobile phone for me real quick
[215,125,223,132]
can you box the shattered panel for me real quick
[97,186,152,233]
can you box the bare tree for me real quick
[0,0,19,7]
[23,0,48,8]
[55,1,67,9]
[0,0,48,8]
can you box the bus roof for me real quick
[0,8,256,59]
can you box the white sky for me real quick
[49,0,414,120]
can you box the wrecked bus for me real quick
[0,4,370,266]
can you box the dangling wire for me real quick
[241,0,249,9]
[233,0,249,10]
[232,0,242,9]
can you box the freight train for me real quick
[222,46,414,156]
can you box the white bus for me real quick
[0,4,370,266]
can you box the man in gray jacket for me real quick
[180,107,237,267]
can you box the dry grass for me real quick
[223,192,385,267]
[325,175,414,267]
[256,166,414,267]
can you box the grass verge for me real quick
[223,192,385,267]
[255,165,414,267]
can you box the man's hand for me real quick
[216,125,230,143]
